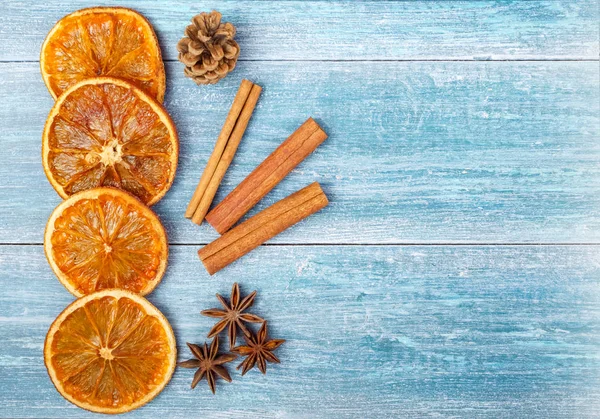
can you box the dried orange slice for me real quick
[41,7,166,102]
[44,187,168,297]
[44,289,176,414]
[42,77,178,205]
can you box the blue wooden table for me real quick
[1,1,599,417]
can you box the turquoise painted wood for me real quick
[1,61,599,244]
[0,0,599,417]
[1,245,600,417]
[1,1,598,61]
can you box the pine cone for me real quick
[177,11,240,85]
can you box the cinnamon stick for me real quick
[205,118,327,234]
[185,79,255,221]
[199,182,328,275]
[191,83,262,224]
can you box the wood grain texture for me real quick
[0,1,598,62]
[0,61,598,244]
[1,0,599,417]
[0,245,599,418]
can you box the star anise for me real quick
[231,321,285,375]
[177,338,236,394]
[201,282,264,349]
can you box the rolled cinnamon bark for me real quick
[205,118,328,234]
[191,83,262,224]
[199,182,328,275]
[185,79,256,222]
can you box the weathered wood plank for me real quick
[0,1,598,62]
[0,61,598,244]
[0,244,599,417]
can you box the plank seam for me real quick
[2,243,600,247]
[0,59,598,64]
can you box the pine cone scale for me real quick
[207,44,224,61]
[180,54,196,67]
[216,23,236,39]
[223,42,238,59]
[188,41,205,56]
[184,25,197,39]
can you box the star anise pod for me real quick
[201,282,264,349]
[231,321,285,375]
[177,338,236,394]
